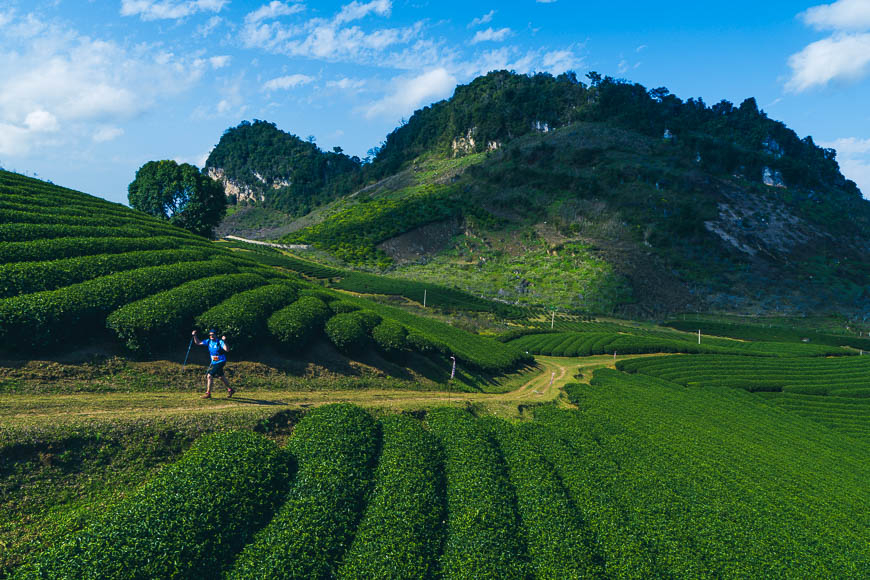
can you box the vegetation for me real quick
[13,430,291,580]
[205,120,362,215]
[508,330,852,357]
[128,160,227,238]
[106,272,268,354]
[228,404,379,579]
[665,318,870,350]
[196,280,301,350]
[337,414,444,579]
[267,295,331,350]
[426,408,529,578]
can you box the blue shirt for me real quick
[204,338,227,363]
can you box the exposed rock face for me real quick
[206,167,265,203]
[762,166,786,188]
[703,188,822,258]
[532,120,550,133]
[452,128,477,156]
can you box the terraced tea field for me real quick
[0,170,528,374]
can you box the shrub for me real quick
[483,418,603,578]
[14,431,291,580]
[228,404,379,580]
[427,408,529,579]
[267,296,331,350]
[0,248,212,299]
[337,414,445,579]
[195,281,301,350]
[329,299,361,314]
[0,222,197,242]
[371,320,408,353]
[325,312,371,353]
[0,259,237,351]
[0,236,193,263]
[106,273,267,354]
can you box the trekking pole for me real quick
[182,336,194,371]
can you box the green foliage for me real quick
[0,248,212,299]
[128,160,226,238]
[0,236,201,264]
[426,408,529,579]
[228,404,379,580]
[337,414,445,579]
[0,259,237,352]
[665,318,870,351]
[371,319,408,353]
[325,311,378,353]
[0,222,197,242]
[283,186,461,267]
[267,295,331,350]
[552,369,870,577]
[106,273,267,354]
[195,281,301,350]
[13,430,291,580]
[333,271,523,317]
[329,299,361,313]
[509,331,851,357]
[482,417,603,578]
[335,294,532,372]
[205,120,362,215]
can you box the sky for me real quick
[0,0,869,204]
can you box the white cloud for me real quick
[801,0,870,32]
[241,1,424,68]
[197,15,223,36]
[209,55,231,68]
[120,0,227,21]
[263,74,314,91]
[245,1,305,24]
[0,13,209,155]
[327,77,366,90]
[25,110,60,133]
[193,77,247,119]
[0,9,13,27]
[468,10,495,28]
[822,136,870,156]
[471,27,512,44]
[786,32,870,91]
[365,68,456,118]
[335,0,391,25]
[462,45,582,77]
[93,126,125,142]
[839,158,870,198]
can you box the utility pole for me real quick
[423,289,427,308]
[698,329,701,344]
[551,309,555,329]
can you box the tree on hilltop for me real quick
[128,160,226,238]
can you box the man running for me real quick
[192,329,234,398]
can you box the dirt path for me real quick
[0,354,655,427]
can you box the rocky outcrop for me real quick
[206,167,265,203]
[762,166,786,188]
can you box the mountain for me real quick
[218,71,870,318]
[204,120,363,236]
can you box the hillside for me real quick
[0,169,528,380]
[214,71,870,319]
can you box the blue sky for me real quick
[1,0,869,204]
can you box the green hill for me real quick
[225,71,870,319]
[0,169,528,375]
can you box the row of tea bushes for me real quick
[0,259,238,350]
[12,431,291,580]
[228,404,380,579]
[107,273,268,354]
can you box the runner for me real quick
[192,329,234,399]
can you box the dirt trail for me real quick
[1,354,654,427]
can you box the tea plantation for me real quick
[11,392,868,578]
[3,169,869,577]
[0,170,527,374]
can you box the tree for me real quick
[128,160,226,238]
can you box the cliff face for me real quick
[206,167,265,204]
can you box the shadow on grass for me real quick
[225,397,288,406]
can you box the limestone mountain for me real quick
[221,72,870,318]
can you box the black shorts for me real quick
[207,361,226,377]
